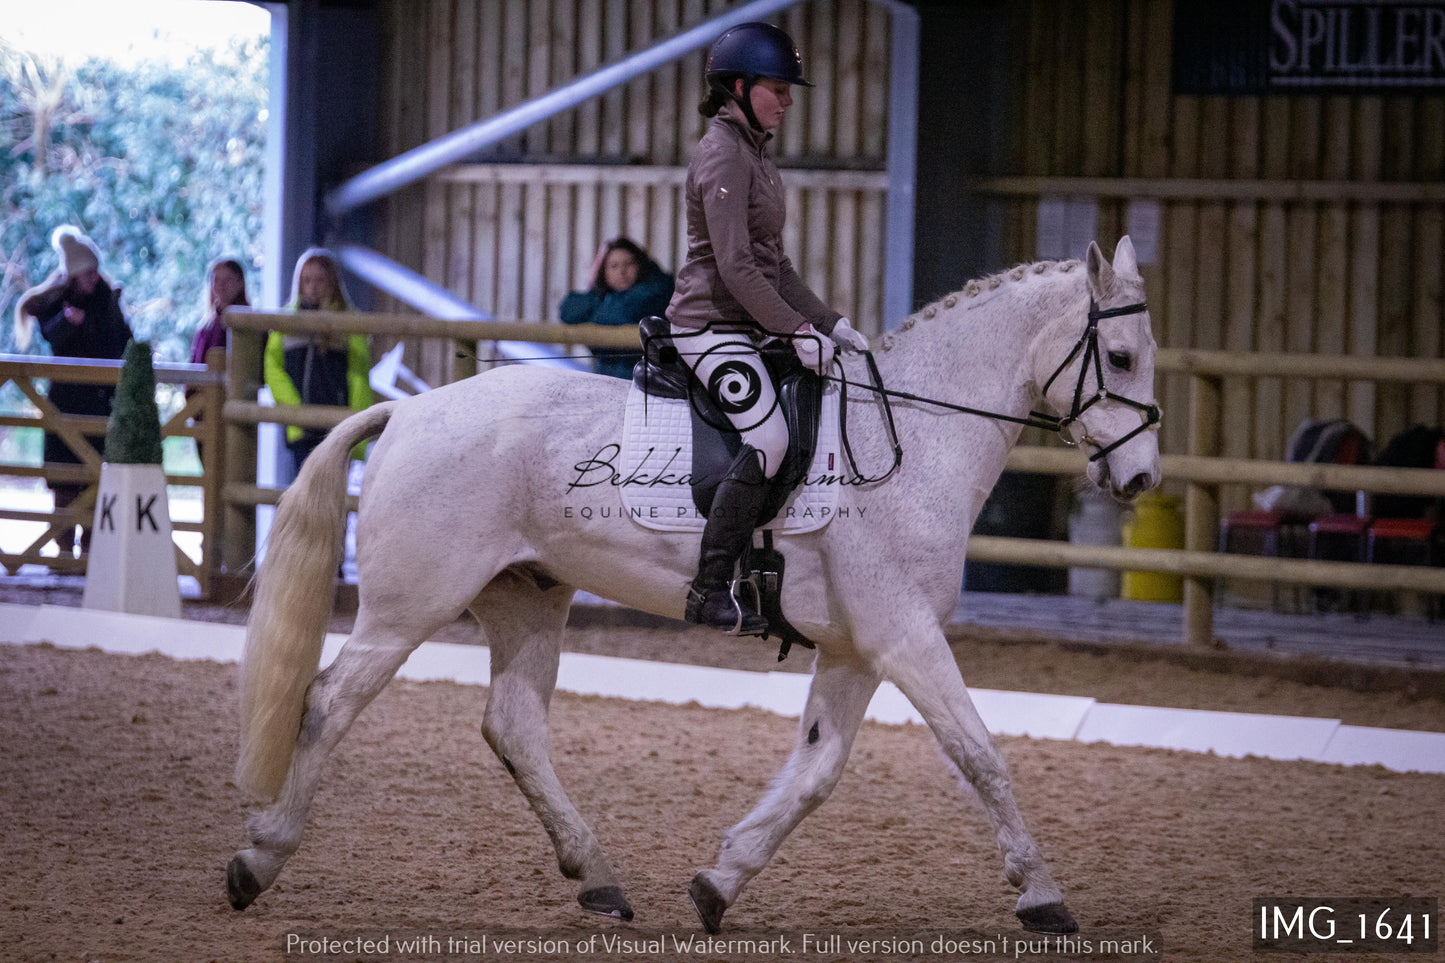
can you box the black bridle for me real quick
[832,298,1162,480]
[1034,299,1163,461]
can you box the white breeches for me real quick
[671,322,788,479]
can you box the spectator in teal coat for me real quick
[559,237,674,380]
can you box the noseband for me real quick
[1034,300,1162,462]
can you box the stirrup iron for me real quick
[726,576,762,636]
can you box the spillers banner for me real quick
[1174,0,1445,94]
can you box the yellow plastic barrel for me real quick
[1121,492,1185,602]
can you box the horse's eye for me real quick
[1107,350,1132,372]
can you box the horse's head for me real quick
[1035,236,1162,501]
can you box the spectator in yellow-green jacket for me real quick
[263,248,372,469]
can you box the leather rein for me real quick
[831,299,1162,483]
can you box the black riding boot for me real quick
[686,446,770,636]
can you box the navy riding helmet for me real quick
[705,22,811,129]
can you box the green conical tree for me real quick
[103,339,165,465]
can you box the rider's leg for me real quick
[687,444,771,633]
[672,324,788,635]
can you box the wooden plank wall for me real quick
[1002,0,1444,509]
[376,0,892,385]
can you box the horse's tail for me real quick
[235,402,396,803]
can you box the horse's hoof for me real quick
[578,885,634,921]
[688,873,727,934]
[1016,902,1078,934]
[226,855,262,911]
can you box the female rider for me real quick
[667,22,869,636]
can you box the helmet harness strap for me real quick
[715,74,765,132]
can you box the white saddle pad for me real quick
[619,382,842,533]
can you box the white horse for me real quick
[228,237,1160,934]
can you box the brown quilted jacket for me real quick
[666,106,840,337]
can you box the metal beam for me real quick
[326,0,805,216]
[883,1,919,327]
[334,245,493,321]
[260,2,292,310]
[333,245,581,369]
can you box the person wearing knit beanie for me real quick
[12,226,106,351]
[52,225,102,278]
[12,223,134,556]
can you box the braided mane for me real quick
[880,258,1082,350]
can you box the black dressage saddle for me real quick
[631,315,823,659]
[631,314,824,523]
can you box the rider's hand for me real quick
[829,317,869,353]
[793,324,835,375]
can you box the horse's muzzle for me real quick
[1118,471,1154,500]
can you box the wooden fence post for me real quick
[197,346,227,599]
[1184,372,1222,646]
[221,327,263,577]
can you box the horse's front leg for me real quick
[881,627,1077,934]
[689,653,879,933]
[476,575,632,921]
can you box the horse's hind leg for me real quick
[689,653,880,933]
[227,610,439,909]
[882,629,1076,934]
[475,572,633,921]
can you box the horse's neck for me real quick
[878,278,1065,435]
[869,271,1079,519]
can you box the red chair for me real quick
[1219,510,1297,557]
[1366,517,1437,564]
[1307,514,1370,613]
[1219,509,1313,610]
[1365,517,1441,620]
[1309,514,1369,561]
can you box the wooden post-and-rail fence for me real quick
[4,311,1443,652]
[975,348,1445,646]
[0,349,227,596]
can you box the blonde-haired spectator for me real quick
[263,248,372,469]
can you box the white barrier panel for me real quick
[21,604,244,661]
[1075,703,1341,762]
[862,686,1097,740]
[0,603,38,641]
[864,684,925,726]
[557,652,809,717]
[2,603,1439,774]
[972,688,1098,741]
[1317,725,1445,774]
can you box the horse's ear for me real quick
[1085,240,1115,300]
[1113,235,1139,279]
